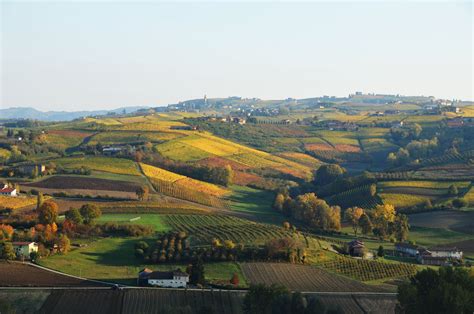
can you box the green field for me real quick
[39,237,247,286]
[228,185,283,223]
[97,214,171,232]
[55,156,141,176]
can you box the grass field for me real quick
[97,214,171,232]
[39,237,246,286]
[55,156,141,176]
[228,185,283,223]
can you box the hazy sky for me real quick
[1,1,472,111]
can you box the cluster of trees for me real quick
[387,137,439,166]
[274,192,341,232]
[397,267,474,314]
[344,204,409,241]
[390,123,422,142]
[137,232,306,264]
[243,284,342,314]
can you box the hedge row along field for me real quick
[164,214,292,246]
[240,262,378,292]
[55,156,141,176]
[317,256,417,282]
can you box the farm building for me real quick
[103,147,123,154]
[417,254,450,266]
[428,246,463,259]
[12,241,38,259]
[346,240,366,257]
[0,184,17,196]
[138,269,189,288]
[395,242,420,257]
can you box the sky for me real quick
[1,1,472,111]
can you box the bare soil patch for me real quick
[0,262,105,287]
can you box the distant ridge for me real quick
[0,106,150,121]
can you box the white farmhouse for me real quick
[12,242,38,259]
[138,269,189,288]
[0,184,17,197]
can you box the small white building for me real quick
[395,242,420,257]
[12,242,38,259]
[0,185,17,197]
[138,269,189,288]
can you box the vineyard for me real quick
[325,184,382,209]
[316,255,417,282]
[55,156,141,176]
[240,263,378,292]
[88,131,182,145]
[163,214,292,245]
[0,195,39,209]
[149,178,229,208]
[379,193,431,208]
[140,163,228,199]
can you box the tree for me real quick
[282,221,291,230]
[373,204,396,237]
[189,258,205,285]
[377,245,385,257]
[359,213,373,235]
[344,207,364,236]
[65,208,82,225]
[1,242,16,260]
[136,185,149,201]
[79,204,101,224]
[230,272,239,286]
[224,240,235,250]
[222,165,234,187]
[56,234,71,254]
[397,267,474,314]
[313,164,346,186]
[36,192,44,211]
[448,184,458,196]
[0,224,14,240]
[38,200,59,225]
[394,214,410,242]
[273,193,286,212]
[243,284,289,314]
[452,198,468,209]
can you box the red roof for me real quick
[0,187,15,193]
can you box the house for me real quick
[0,184,17,197]
[281,119,291,125]
[395,242,419,257]
[103,147,123,155]
[232,117,246,125]
[12,242,38,259]
[138,269,189,288]
[418,254,450,266]
[446,118,464,128]
[428,246,463,259]
[391,121,404,128]
[346,239,366,257]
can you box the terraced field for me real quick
[379,193,430,208]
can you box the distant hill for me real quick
[0,106,150,121]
